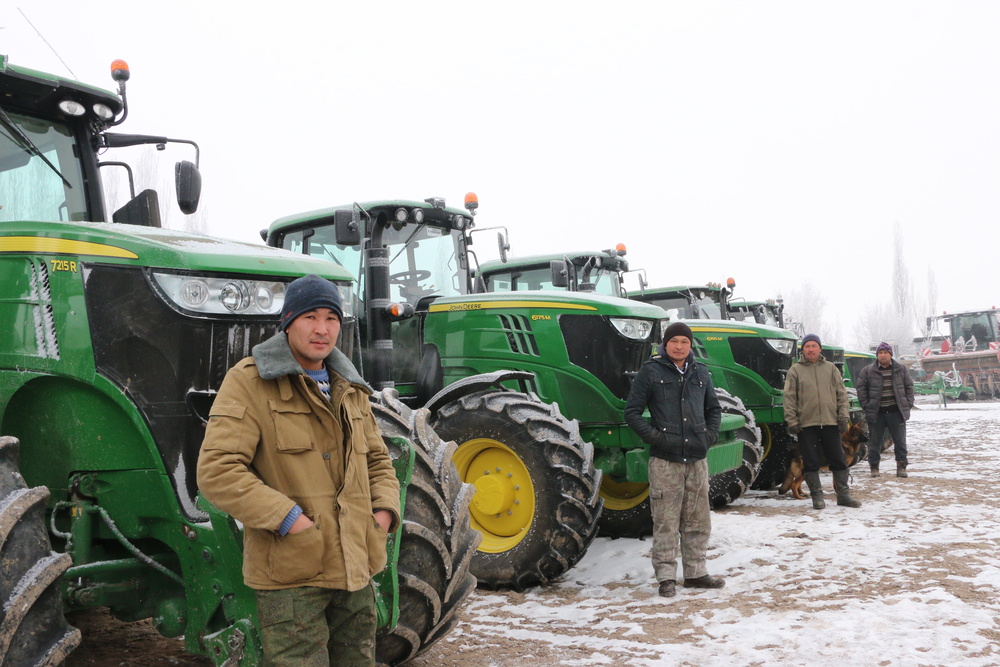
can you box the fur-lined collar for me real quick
[252,332,370,391]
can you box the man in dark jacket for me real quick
[856,341,915,478]
[624,321,724,598]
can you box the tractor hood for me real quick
[425,289,665,319]
[0,221,353,281]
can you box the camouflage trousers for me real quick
[648,457,712,582]
[255,583,377,667]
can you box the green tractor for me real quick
[0,56,478,666]
[476,248,763,516]
[483,251,801,499]
[265,201,751,550]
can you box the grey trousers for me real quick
[255,584,377,667]
[649,457,712,582]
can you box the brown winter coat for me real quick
[783,354,849,430]
[197,332,400,592]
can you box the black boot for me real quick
[833,469,861,507]
[804,471,825,509]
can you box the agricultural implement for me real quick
[911,308,1000,397]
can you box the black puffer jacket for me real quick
[856,358,915,422]
[624,350,722,462]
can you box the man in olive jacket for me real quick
[624,321,724,598]
[198,274,400,667]
[783,333,860,509]
[856,341,915,478]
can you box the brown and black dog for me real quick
[779,422,869,500]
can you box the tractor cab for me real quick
[926,308,1000,353]
[478,245,631,297]
[630,283,728,321]
[0,56,201,227]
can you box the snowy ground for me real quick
[411,396,1000,667]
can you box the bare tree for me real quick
[782,281,835,342]
[856,222,922,353]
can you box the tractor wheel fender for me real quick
[422,370,536,417]
[0,436,81,666]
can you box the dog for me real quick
[779,422,869,500]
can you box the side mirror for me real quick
[550,259,569,288]
[334,209,362,245]
[175,161,202,215]
[497,231,510,263]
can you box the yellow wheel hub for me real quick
[453,438,535,553]
[599,477,649,511]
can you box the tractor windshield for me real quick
[0,111,88,222]
[642,291,721,321]
[281,221,466,305]
[485,263,621,296]
[947,311,1000,349]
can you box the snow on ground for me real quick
[413,397,1000,666]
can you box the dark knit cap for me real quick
[876,342,893,355]
[280,274,344,331]
[802,333,822,347]
[663,321,694,343]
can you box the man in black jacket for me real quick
[856,341,915,478]
[624,321,725,598]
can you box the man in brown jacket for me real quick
[783,333,861,510]
[198,274,400,666]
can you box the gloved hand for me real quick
[839,420,849,434]
[787,424,801,436]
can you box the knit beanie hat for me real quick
[876,342,893,356]
[280,274,344,331]
[802,333,822,347]
[663,321,694,343]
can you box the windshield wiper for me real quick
[0,108,73,188]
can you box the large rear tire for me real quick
[0,436,81,666]
[751,423,794,490]
[431,390,602,591]
[708,389,763,508]
[370,391,480,666]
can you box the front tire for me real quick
[370,392,480,666]
[0,436,81,666]
[708,389,763,508]
[431,390,603,591]
[597,479,651,539]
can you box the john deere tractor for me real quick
[0,55,477,666]
[476,247,762,521]
[264,198,749,562]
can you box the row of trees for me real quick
[781,222,934,354]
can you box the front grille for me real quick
[85,265,278,519]
[729,337,793,390]
[560,314,657,400]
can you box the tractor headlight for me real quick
[151,272,287,317]
[610,317,653,340]
[766,338,796,355]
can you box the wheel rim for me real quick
[452,438,535,553]
[759,423,774,459]
[599,477,649,511]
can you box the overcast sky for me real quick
[5,2,999,347]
